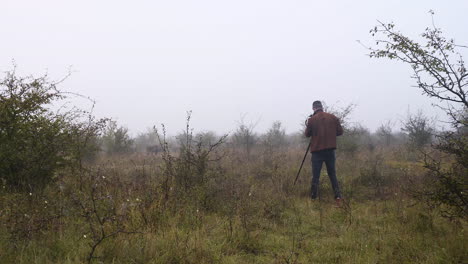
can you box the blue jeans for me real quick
[311,149,341,199]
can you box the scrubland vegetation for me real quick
[1,18,467,263]
[0,90,465,263]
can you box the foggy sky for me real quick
[2,0,467,135]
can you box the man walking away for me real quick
[305,101,344,207]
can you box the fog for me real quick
[2,0,467,135]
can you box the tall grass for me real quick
[0,139,466,263]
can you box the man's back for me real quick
[305,110,343,152]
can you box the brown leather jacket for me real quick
[305,110,343,152]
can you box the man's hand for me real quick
[305,114,313,126]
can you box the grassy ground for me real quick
[0,147,466,263]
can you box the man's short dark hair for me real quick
[313,101,323,109]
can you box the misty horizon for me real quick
[2,0,467,136]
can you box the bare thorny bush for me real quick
[67,165,144,263]
[154,111,229,209]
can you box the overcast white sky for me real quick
[2,0,467,135]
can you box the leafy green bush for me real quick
[0,70,105,192]
[402,110,434,149]
[100,120,134,155]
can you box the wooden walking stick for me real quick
[294,142,311,185]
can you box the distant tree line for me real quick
[99,110,436,157]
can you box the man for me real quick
[304,101,344,206]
